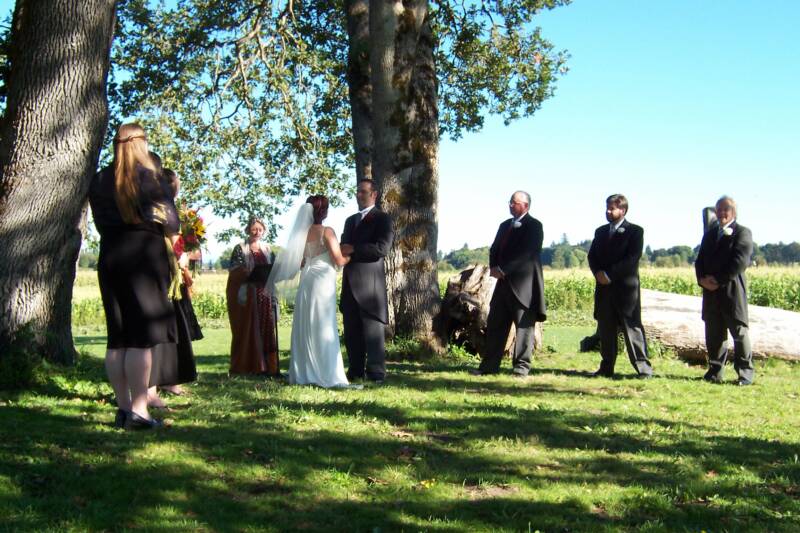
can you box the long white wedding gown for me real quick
[289,232,350,388]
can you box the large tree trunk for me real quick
[345,0,373,182]
[0,0,117,364]
[369,0,443,351]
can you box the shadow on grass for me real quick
[4,385,800,532]
[372,366,641,401]
[3,340,799,531]
[1,350,112,403]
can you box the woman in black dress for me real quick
[149,167,200,399]
[88,123,182,429]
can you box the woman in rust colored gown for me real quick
[226,217,280,375]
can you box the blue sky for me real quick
[433,0,799,252]
[3,1,797,257]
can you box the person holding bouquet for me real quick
[148,167,202,399]
[226,217,280,376]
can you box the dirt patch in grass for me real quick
[463,481,519,500]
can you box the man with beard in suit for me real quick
[472,190,546,377]
[340,179,394,384]
[695,195,754,385]
[587,194,653,378]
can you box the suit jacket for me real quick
[489,213,546,321]
[588,219,644,320]
[694,221,752,325]
[341,208,394,324]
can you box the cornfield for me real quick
[72,265,799,328]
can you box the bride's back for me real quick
[304,225,328,259]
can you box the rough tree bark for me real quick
[369,0,443,351]
[0,0,117,363]
[345,0,373,182]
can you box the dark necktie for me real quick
[498,222,514,260]
[355,212,366,230]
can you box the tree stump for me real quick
[439,265,543,356]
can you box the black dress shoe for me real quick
[590,369,613,378]
[114,409,129,429]
[125,412,163,430]
[637,373,653,380]
[703,374,722,384]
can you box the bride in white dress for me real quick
[267,196,353,388]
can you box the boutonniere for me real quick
[616,227,626,234]
[512,220,522,229]
[722,227,733,237]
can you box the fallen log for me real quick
[642,289,800,362]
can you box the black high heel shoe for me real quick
[125,411,163,430]
[114,408,129,429]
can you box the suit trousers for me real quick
[480,280,535,375]
[597,312,653,376]
[341,282,386,380]
[704,305,754,383]
[595,288,652,376]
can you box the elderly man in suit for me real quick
[695,195,754,385]
[472,190,546,377]
[340,179,394,384]
[588,194,653,378]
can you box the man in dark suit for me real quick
[472,191,546,377]
[587,194,653,378]
[695,195,754,385]
[340,179,394,383]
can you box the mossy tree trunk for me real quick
[0,0,117,363]
[345,0,373,182]
[369,0,443,351]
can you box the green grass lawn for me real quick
[2,324,799,532]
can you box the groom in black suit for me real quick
[340,179,394,383]
[695,195,754,385]
[587,194,653,378]
[473,190,546,377]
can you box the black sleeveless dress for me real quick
[88,165,179,349]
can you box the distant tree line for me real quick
[436,237,800,271]
[78,239,800,272]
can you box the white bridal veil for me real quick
[266,203,314,297]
